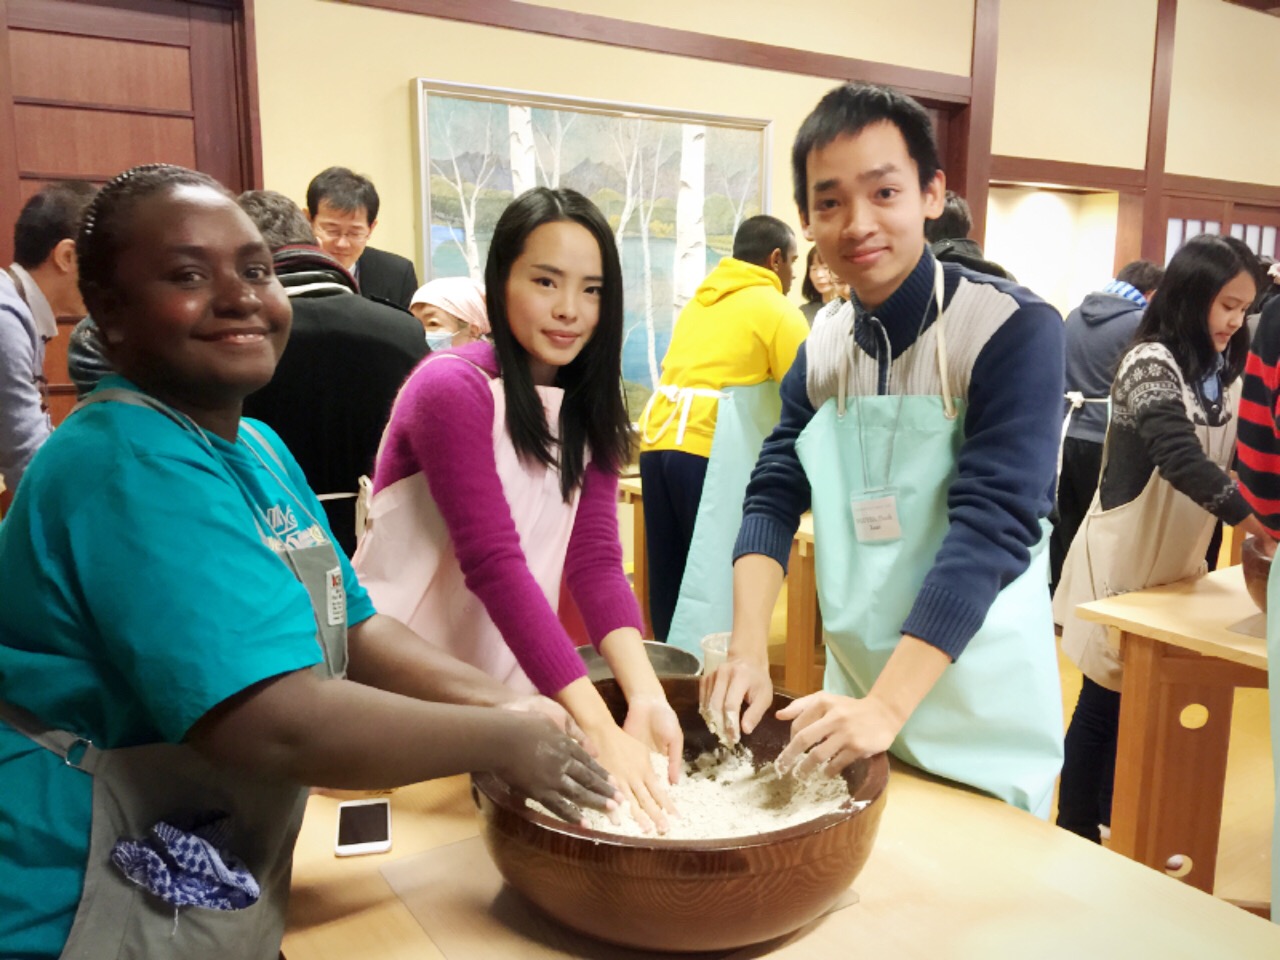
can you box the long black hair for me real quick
[1135,234,1263,386]
[484,187,633,500]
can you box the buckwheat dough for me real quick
[530,748,864,840]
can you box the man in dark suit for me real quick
[240,189,427,555]
[305,166,419,311]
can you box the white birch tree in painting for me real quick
[711,127,761,237]
[610,118,642,248]
[634,121,668,389]
[673,123,706,320]
[533,110,576,189]
[508,104,537,197]
[431,102,500,280]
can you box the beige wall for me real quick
[992,0,1157,169]
[256,0,913,271]
[984,187,1120,316]
[1166,0,1280,186]
[256,0,1280,275]
[517,0,974,77]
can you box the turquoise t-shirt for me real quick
[0,377,375,959]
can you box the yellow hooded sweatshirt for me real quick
[638,257,809,458]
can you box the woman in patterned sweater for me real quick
[1054,234,1272,842]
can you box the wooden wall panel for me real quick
[1233,205,1280,229]
[1114,191,1145,274]
[16,176,105,205]
[14,105,196,178]
[7,0,190,46]
[1140,0,1177,263]
[9,30,192,111]
[346,0,972,106]
[189,4,244,190]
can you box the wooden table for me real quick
[618,477,823,694]
[282,766,1280,959]
[1074,566,1268,900]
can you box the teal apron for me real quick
[0,389,346,958]
[665,382,782,658]
[793,265,1063,816]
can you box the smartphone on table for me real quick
[334,797,392,857]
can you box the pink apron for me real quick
[353,354,579,694]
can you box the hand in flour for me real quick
[774,692,898,777]
[699,655,773,746]
[623,695,683,784]
[592,722,677,834]
[499,716,623,826]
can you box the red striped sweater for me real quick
[1237,298,1280,537]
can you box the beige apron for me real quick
[0,391,346,959]
[1055,346,1239,691]
[353,354,579,694]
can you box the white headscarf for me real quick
[410,277,489,335]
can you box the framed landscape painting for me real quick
[415,78,770,408]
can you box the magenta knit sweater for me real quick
[373,341,642,694]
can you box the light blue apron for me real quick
[793,267,1063,816]
[1266,562,1280,923]
[667,382,782,657]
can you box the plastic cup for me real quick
[700,632,731,673]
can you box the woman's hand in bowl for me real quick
[591,721,676,834]
[623,694,683,784]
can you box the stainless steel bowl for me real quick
[576,641,701,683]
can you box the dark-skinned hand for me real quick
[496,715,622,826]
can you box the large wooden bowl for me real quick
[471,677,889,953]
[1242,535,1272,613]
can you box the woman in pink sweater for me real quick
[355,188,680,831]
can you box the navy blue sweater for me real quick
[733,249,1065,660]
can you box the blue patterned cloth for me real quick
[110,813,260,910]
[1101,279,1148,308]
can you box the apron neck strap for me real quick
[931,262,957,420]
[838,260,952,417]
[0,697,101,772]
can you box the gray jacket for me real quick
[0,271,52,490]
[1063,292,1144,443]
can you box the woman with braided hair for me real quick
[0,164,620,960]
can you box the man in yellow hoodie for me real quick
[638,215,809,641]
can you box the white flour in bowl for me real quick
[529,748,865,841]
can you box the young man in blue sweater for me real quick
[701,83,1065,814]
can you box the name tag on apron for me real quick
[851,490,902,543]
[326,567,345,626]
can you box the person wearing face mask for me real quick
[409,276,490,351]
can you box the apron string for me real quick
[638,384,727,446]
[0,697,101,773]
[1056,392,1112,501]
[931,262,957,420]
